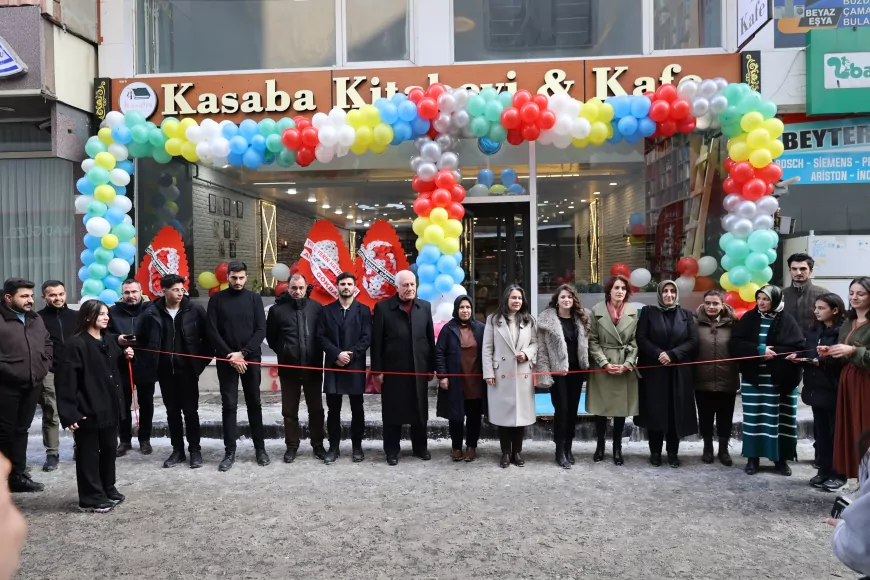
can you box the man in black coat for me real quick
[316,272,371,464]
[36,280,77,472]
[136,275,213,470]
[371,270,436,466]
[267,273,326,464]
[108,279,156,457]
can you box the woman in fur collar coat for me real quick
[536,285,590,469]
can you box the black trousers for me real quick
[73,425,117,506]
[449,398,484,450]
[160,369,201,453]
[498,426,525,455]
[280,370,325,450]
[383,422,427,456]
[216,360,265,452]
[326,393,364,448]
[550,375,584,443]
[648,384,680,454]
[695,391,736,440]
[813,405,840,477]
[594,416,626,446]
[0,383,40,476]
[119,375,156,444]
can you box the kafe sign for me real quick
[807,27,870,115]
[737,0,771,48]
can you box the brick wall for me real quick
[275,207,317,266]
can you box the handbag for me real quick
[364,371,382,395]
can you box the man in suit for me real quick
[371,270,436,466]
[316,272,372,464]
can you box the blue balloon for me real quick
[418,244,441,265]
[638,117,657,138]
[478,138,501,156]
[83,234,101,252]
[83,215,92,226]
[111,125,132,145]
[242,148,262,169]
[230,136,248,155]
[104,208,126,226]
[391,92,408,105]
[81,249,96,266]
[76,177,95,195]
[452,251,463,265]
[103,275,122,291]
[477,168,494,187]
[630,96,651,118]
[409,263,418,275]
[221,122,239,139]
[380,102,399,125]
[435,274,454,293]
[398,100,418,123]
[411,117,430,136]
[617,116,638,136]
[418,264,437,284]
[417,283,437,302]
[251,134,267,153]
[78,266,90,283]
[227,151,244,166]
[451,267,465,285]
[170,219,184,233]
[624,134,642,145]
[608,96,631,119]
[608,122,623,144]
[98,289,119,305]
[507,183,524,194]
[629,213,644,227]
[116,160,135,175]
[500,168,517,186]
[392,120,412,142]
[437,255,458,274]
[239,119,259,141]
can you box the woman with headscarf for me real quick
[635,280,699,467]
[730,285,805,476]
[436,295,486,462]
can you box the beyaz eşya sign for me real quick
[737,0,771,47]
[825,52,870,89]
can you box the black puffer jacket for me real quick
[108,299,149,375]
[55,332,125,429]
[800,323,842,409]
[37,305,77,373]
[135,296,213,382]
[266,293,323,369]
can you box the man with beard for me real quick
[267,273,326,463]
[36,280,76,472]
[207,262,269,471]
[316,272,371,464]
[371,270,436,465]
[108,279,156,457]
[783,253,828,332]
[0,278,52,492]
[137,275,212,469]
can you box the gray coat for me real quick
[482,314,538,427]
[586,302,639,417]
[535,307,589,388]
[782,281,827,332]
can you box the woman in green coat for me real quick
[586,275,639,465]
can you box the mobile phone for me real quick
[831,495,852,519]
[120,334,137,342]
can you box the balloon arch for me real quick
[76,78,783,318]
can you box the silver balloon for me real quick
[736,200,758,219]
[448,125,463,138]
[714,77,729,92]
[710,117,722,129]
[438,151,459,170]
[452,88,469,109]
[417,162,437,182]
[433,113,452,134]
[699,79,718,98]
[420,141,442,163]
[732,218,754,238]
[722,193,742,212]
[753,214,774,230]
[436,134,456,152]
[756,195,780,215]
[452,169,462,184]
[691,98,710,117]
[451,109,470,129]
[410,155,424,172]
[696,112,713,131]
[709,95,728,115]
[677,79,698,100]
[468,183,489,196]
[461,126,475,139]
[437,92,457,114]
[721,214,739,232]
[415,136,431,152]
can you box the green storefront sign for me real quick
[806,28,870,116]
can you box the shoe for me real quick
[822,476,847,492]
[810,471,828,487]
[42,454,59,472]
[218,452,235,472]
[78,501,114,513]
[565,444,575,465]
[283,448,297,464]
[324,447,340,464]
[256,449,271,467]
[386,455,398,466]
[464,447,476,463]
[593,441,605,463]
[139,441,153,455]
[668,453,681,468]
[313,445,327,460]
[613,446,624,466]
[162,450,186,469]
[414,450,432,461]
[702,439,714,464]
[352,447,365,463]
[105,488,125,504]
[555,441,571,469]
[744,458,759,475]
[8,472,45,493]
[499,453,511,468]
[717,439,733,467]
[774,461,792,476]
[511,453,525,467]
[451,449,464,462]
[116,442,133,458]
[649,452,662,467]
[189,451,203,469]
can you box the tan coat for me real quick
[482,314,538,427]
[586,302,639,417]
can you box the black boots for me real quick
[744,457,759,475]
[774,461,792,476]
[499,454,510,468]
[564,442,575,465]
[613,444,624,466]
[140,440,153,455]
[189,451,203,469]
[312,445,327,460]
[116,441,132,457]
[352,446,365,463]
[283,448,297,463]
[717,438,733,466]
[324,446,341,464]
[649,452,662,467]
[667,453,681,468]
[555,441,571,469]
[163,450,186,469]
[42,454,59,472]
[8,472,44,493]
[218,452,235,472]
[593,440,605,463]
[105,487,126,504]
[702,438,715,464]
[256,448,271,467]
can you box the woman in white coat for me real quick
[483,285,538,468]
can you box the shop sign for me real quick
[774,0,870,49]
[0,34,27,78]
[93,77,112,121]
[741,51,762,92]
[806,28,870,115]
[778,116,870,184]
[737,0,771,47]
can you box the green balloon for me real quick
[148,128,167,147]
[276,149,296,167]
[718,106,741,126]
[130,124,150,144]
[720,84,744,106]
[721,121,744,138]
[266,134,284,153]
[124,110,146,128]
[758,100,778,120]
[263,150,275,164]
[467,95,486,117]
[82,278,105,296]
[85,138,107,158]
[748,229,774,253]
[470,116,490,138]
[724,239,750,260]
[751,266,773,285]
[152,148,172,164]
[127,141,152,158]
[745,251,769,272]
[276,118,296,133]
[259,118,277,136]
[479,87,498,102]
[145,121,157,130]
[93,247,114,265]
[87,263,108,280]
[484,100,504,123]
[497,91,514,108]
[87,200,108,217]
[729,265,751,287]
[737,92,762,115]
[765,249,777,264]
[112,223,135,242]
[720,253,740,272]
[719,232,735,252]
[488,123,508,143]
[87,167,111,186]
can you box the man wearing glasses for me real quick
[136,275,213,469]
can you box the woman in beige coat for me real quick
[483,284,538,468]
[587,275,639,465]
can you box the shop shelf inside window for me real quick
[485,0,592,50]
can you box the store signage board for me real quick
[737,0,771,48]
[0,34,27,78]
[806,28,870,115]
[779,116,870,184]
[774,0,870,49]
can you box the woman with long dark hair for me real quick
[536,284,590,468]
[482,285,538,468]
[586,275,639,465]
[55,300,134,512]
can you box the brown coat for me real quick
[693,305,740,393]
[0,302,53,388]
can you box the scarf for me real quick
[606,300,626,326]
[656,280,679,311]
[757,284,785,319]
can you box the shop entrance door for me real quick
[461,202,530,322]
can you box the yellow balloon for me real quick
[219,282,229,290]
[198,271,219,289]
[179,118,197,135]
[412,217,430,236]
[746,128,771,151]
[424,224,445,245]
[350,141,369,156]
[415,238,426,252]
[95,151,116,170]
[440,237,460,255]
[162,119,181,139]
[429,207,449,226]
[598,102,615,123]
[729,141,751,162]
[740,111,765,133]
[346,109,364,129]
[749,148,773,168]
[165,138,183,157]
[588,122,608,145]
[489,184,507,195]
[98,127,115,146]
[579,101,600,121]
[164,201,179,214]
[444,219,463,238]
[94,184,116,204]
[373,123,394,146]
[129,237,136,246]
[762,118,785,139]
[729,133,747,145]
[355,126,374,147]
[181,141,199,162]
[768,139,785,159]
[739,282,761,303]
[360,105,381,128]
[369,141,387,154]
[572,137,590,148]
[101,233,119,250]
[720,272,736,292]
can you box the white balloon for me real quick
[555,114,573,136]
[696,113,713,130]
[436,134,456,152]
[82,159,95,173]
[433,113,451,134]
[709,95,728,115]
[200,118,221,139]
[210,155,229,168]
[565,99,582,118]
[721,214,739,232]
[756,195,780,215]
[122,215,133,225]
[319,126,338,147]
[185,126,203,144]
[417,162,437,181]
[677,79,698,100]
[675,275,696,294]
[80,295,99,305]
[75,195,94,214]
[731,218,754,238]
[697,256,718,277]
[437,152,459,170]
[451,109,470,129]
[109,168,131,187]
[753,214,774,230]
[434,301,454,322]
[328,107,347,126]
[437,92,457,114]
[108,257,131,278]
[420,141,442,163]
[553,133,573,149]
[210,137,231,158]
[108,144,129,161]
[161,185,180,201]
[549,93,570,115]
[110,195,133,213]
[690,98,709,117]
[105,111,125,128]
[714,77,729,92]
[629,268,652,287]
[537,130,555,146]
[195,142,212,160]
[699,79,718,98]
[452,88,469,109]
[86,216,111,237]
[312,112,330,130]
[315,144,335,164]
[736,200,757,219]
[722,194,742,212]
[271,263,291,282]
[336,144,350,158]
[410,156,424,173]
[571,117,591,139]
[337,125,356,147]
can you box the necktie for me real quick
[342,308,346,320]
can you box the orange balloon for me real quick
[694,275,715,292]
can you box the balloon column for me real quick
[196,262,230,296]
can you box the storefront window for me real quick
[346,0,410,62]
[452,0,642,62]
[653,0,722,50]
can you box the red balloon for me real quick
[533,94,549,110]
[447,202,465,220]
[656,84,678,102]
[301,127,319,148]
[766,183,775,195]
[450,184,466,203]
[731,161,755,183]
[295,117,311,130]
[723,291,742,308]
[556,277,565,285]
[275,281,289,296]
[742,178,767,201]
[630,224,646,237]
[407,87,425,103]
[418,192,431,201]
[630,285,641,293]
[215,262,229,284]
[677,256,699,276]
[536,109,557,130]
[293,116,307,127]
[417,97,438,120]
[677,118,696,134]
[520,102,540,123]
[649,100,670,122]
[506,129,524,146]
[723,177,741,194]
[512,90,533,108]
[671,99,691,120]
[431,188,451,208]
[281,128,301,149]
[208,287,219,296]
[297,146,315,167]
[501,107,521,130]
[756,162,783,184]
[733,308,748,320]
[434,170,456,189]
[724,158,736,173]
[694,276,715,292]
[413,197,433,217]
[426,83,447,99]
[610,263,631,277]
[658,120,677,137]
[427,126,439,140]
[411,176,429,193]
[521,123,541,141]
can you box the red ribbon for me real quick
[127,359,139,428]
